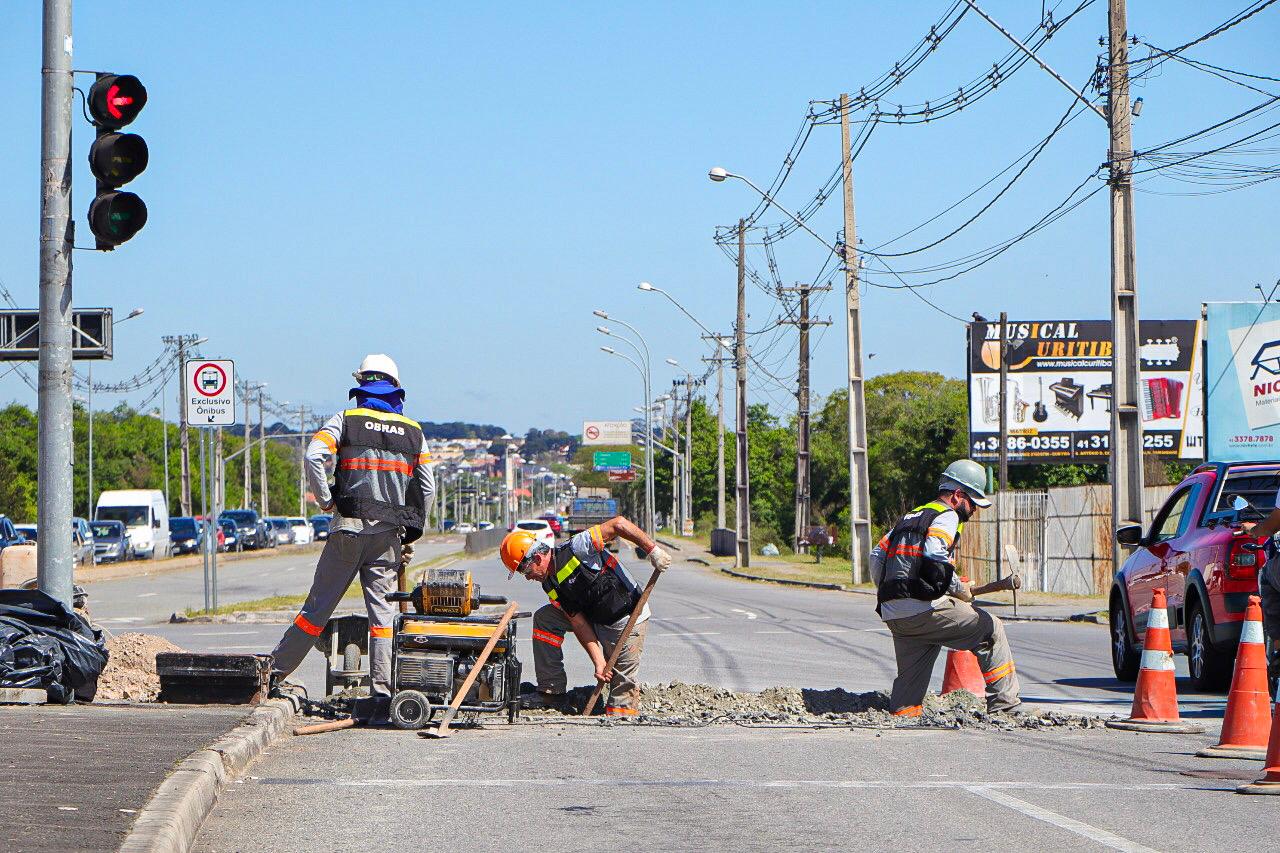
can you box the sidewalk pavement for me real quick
[0,703,251,852]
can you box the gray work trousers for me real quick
[532,603,647,714]
[270,529,401,696]
[886,597,1020,713]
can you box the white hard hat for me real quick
[352,353,401,387]
[938,459,992,508]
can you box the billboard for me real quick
[582,420,632,446]
[967,319,1203,464]
[1205,302,1280,460]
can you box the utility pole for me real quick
[677,373,700,536]
[669,386,681,534]
[298,405,308,516]
[36,0,75,605]
[164,334,202,516]
[242,387,252,508]
[161,373,170,511]
[215,427,224,518]
[734,220,752,566]
[258,388,268,516]
[840,93,873,583]
[779,283,831,554]
[701,334,731,529]
[997,312,1009,581]
[1107,0,1144,573]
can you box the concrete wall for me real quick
[464,527,506,556]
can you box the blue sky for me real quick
[1,1,1276,433]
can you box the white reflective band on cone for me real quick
[1241,619,1264,644]
[1140,648,1175,671]
[1145,607,1169,629]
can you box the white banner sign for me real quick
[582,420,631,446]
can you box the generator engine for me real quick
[383,567,522,729]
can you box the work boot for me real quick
[521,691,569,712]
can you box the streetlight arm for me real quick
[721,172,841,256]
[600,314,651,376]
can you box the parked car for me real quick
[219,517,240,552]
[220,509,265,550]
[0,516,27,553]
[309,514,332,541]
[261,518,278,548]
[72,517,95,567]
[513,518,555,550]
[96,489,169,560]
[268,518,295,546]
[478,521,494,531]
[91,520,131,563]
[455,522,477,534]
[288,517,313,545]
[170,516,203,556]
[539,514,563,536]
[14,524,36,542]
[1110,460,1277,691]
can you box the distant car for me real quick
[14,524,37,542]
[96,488,168,560]
[309,514,332,541]
[91,520,131,563]
[72,517,95,567]
[443,519,457,531]
[477,521,494,531]
[539,514,562,536]
[268,518,295,545]
[513,518,555,550]
[170,516,203,556]
[0,517,27,554]
[287,517,313,545]
[455,523,477,534]
[219,517,240,552]
[220,509,264,550]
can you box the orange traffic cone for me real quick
[1106,588,1206,734]
[1237,679,1280,794]
[1199,596,1273,758]
[941,649,985,696]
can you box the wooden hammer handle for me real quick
[432,601,518,736]
[582,568,661,717]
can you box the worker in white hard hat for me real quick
[868,459,1023,717]
[269,354,435,710]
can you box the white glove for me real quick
[647,545,672,573]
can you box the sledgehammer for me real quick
[581,565,664,717]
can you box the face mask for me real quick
[953,494,974,522]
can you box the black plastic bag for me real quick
[0,588,108,702]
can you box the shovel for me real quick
[421,601,518,739]
[582,567,663,717]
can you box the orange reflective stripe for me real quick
[876,535,891,550]
[892,705,923,717]
[589,525,605,551]
[313,431,337,452]
[416,452,432,465]
[337,458,414,475]
[983,662,1015,684]
[926,526,954,546]
[369,625,392,639]
[293,613,323,636]
[605,705,638,716]
[532,629,563,647]
[887,544,923,557]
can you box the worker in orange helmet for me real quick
[501,516,671,716]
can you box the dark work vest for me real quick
[333,408,426,542]
[541,541,638,625]
[875,501,962,612]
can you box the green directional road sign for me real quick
[593,451,632,472]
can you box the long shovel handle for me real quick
[430,602,518,737]
[582,568,661,717]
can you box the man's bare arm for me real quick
[1246,508,1280,539]
[567,610,611,682]
[595,516,657,554]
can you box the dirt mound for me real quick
[522,681,1103,730]
[96,633,185,702]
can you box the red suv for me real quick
[1110,461,1275,690]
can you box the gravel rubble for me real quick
[95,632,185,702]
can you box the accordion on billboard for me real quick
[1142,377,1183,421]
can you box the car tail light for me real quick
[1227,535,1265,580]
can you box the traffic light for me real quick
[87,74,149,249]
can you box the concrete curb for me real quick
[119,699,295,853]
[715,566,1104,624]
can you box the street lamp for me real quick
[707,167,840,255]
[598,344,654,530]
[638,282,720,340]
[593,310,657,537]
[88,306,147,518]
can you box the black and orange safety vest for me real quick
[875,500,961,612]
[333,408,426,542]
[541,541,638,625]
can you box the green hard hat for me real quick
[938,459,992,507]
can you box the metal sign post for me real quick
[185,359,234,612]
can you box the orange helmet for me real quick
[500,529,539,576]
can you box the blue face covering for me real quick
[349,378,406,414]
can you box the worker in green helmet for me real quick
[869,459,1023,717]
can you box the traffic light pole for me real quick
[36,0,76,607]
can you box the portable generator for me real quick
[383,567,523,729]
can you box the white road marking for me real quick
[137,592,158,598]
[191,630,259,636]
[297,778,1204,793]
[284,567,296,573]
[812,629,850,634]
[659,632,723,637]
[965,786,1159,853]
[730,608,758,620]
[678,615,714,621]
[219,644,271,650]
[862,627,892,633]
[752,630,790,635]
[101,617,144,623]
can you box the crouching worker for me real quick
[870,459,1022,717]
[502,517,671,716]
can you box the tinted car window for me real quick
[171,518,198,536]
[221,510,257,526]
[1152,488,1195,542]
[517,522,548,531]
[98,506,149,526]
[92,522,123,540]
[271,519,290,530]
[1213,472,1280,514]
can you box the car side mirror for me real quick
[1115,524,1145,547]
[1232,495,1250,512]
[153,518,161,528]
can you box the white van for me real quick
[96,489,170,560]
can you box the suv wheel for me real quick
[1187,600,1232,692]
[1110,595,1140,682]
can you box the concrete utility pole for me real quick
[1107,0,1144,571]
[242,388,252,508]
[258,388,268,516]
[735,220,751,567]
[161,374,170,511]
[997,311,1009,581]
[701,335,731,529]
[677,373,700,535]
[36,0,75,605]
[669,386,682,533]
[298,405,308,516]
[215,427,224,517]
[163,334,203,516]
[839,94,873,583]
[779,283,831,554]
